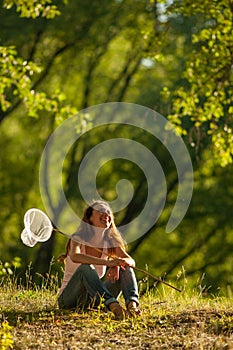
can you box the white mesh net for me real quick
[21,228,37,247]
[21,208,53,247]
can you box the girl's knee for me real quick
[77,264,96,275]
[77,264,91,272]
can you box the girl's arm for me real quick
[69,240,127,267]
[106,247,135,282]
[113,246,136,268]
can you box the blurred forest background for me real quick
[0,0,233,293]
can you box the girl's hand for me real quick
[107,266,120,283]
[107,258,129,268]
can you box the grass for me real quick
[0,272,233,349]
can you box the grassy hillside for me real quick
[0,275,233,349]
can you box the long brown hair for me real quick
[58,200,126,263]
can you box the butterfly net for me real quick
[21,209,53,247]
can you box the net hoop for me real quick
[21,208,53,246]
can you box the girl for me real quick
[58,200,141,319]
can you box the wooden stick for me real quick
[132,266,182,293]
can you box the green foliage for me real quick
[2,0,61,19]
[167,0,233,166]
[0,0,77,125]
[0,321,14,350]
[0,45,42,112]
[0,45,77,121]
[133,150,233,291]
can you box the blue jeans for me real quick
[58,264,139,310]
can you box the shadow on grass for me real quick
[0,307,95,326]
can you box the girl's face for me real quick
[89,204,112,229]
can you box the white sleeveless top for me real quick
[58,243,108,296]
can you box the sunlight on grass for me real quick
[0,268,233,349]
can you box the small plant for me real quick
[0,258,22,291]
[0,321,14,350]
[0,257,21,277]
